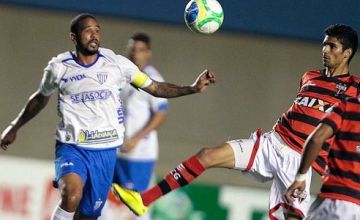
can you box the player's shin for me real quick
[141,155,205,206]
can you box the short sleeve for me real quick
[38,59,60,96]
[320,101,344,133]
[149,95,168,112]
[118,56,152,88]
[144,66,168,112]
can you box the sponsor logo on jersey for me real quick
[61,73,87,83]
[78,129,119,144]
[294,96,332,112]
[70,90,112,103]
[96,72,108,85]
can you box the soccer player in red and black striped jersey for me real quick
[285,98,360,219]
[112,24,359,220]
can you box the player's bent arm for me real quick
[137,69,216,98]
[132,111,167,141]
[284,123,334,204]
[122,111,167,153]
[297,123,334,174]
[1,91,50,149]
[9,91,51,130]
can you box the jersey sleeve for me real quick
[117,56,153,88]
[38,58,61,96]
[150,96,169,112]
[145,68,168,112]
[319,101,344,134]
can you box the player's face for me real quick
[127,40,151,69]
[322,35,348,69]
[76,18,101,55]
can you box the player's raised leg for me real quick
[112,142,241,216]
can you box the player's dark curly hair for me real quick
[130,33,151,48]
[70,13,97,36]
[324,24,358,63]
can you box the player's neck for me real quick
[325,65,349,77]
[75,51,98,65]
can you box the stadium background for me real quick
[0,1,359,219]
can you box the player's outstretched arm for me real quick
[0,91,51,150]
[284,123,333,203]
[142,69,216,98]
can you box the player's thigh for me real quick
[196,142,236,169]
[78,148,117,218]
[226,129,273,177]
[197,130,263,169]
[55,142,87,201]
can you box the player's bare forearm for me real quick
[142,70,216,98]
[11,91,50,130]
[298,123,333,174]
[1,91,50,149]
[143,81,197,98]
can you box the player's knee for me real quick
[60,183,83,210]
[197,147,217,168]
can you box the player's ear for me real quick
[344,48,352,60]
[69,32,77,43]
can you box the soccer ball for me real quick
[184,0,224,34]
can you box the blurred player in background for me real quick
[0,14,215,220]
[106,33,168,220]
[113,24,360,220]
[285,98,360,219]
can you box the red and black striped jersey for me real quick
[273,70,360,174]
[318,98,360,205]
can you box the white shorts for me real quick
[306,197,360,220]
[227,129,312,219]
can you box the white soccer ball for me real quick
[184,0,224,34]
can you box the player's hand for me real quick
[192,69,216,93]
[120,137,139,153]
[284,180,306,204]
[0,125,17,150]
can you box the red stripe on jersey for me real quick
[274,70,360,175]
[320,98,360,204]
[245,129,262,172]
